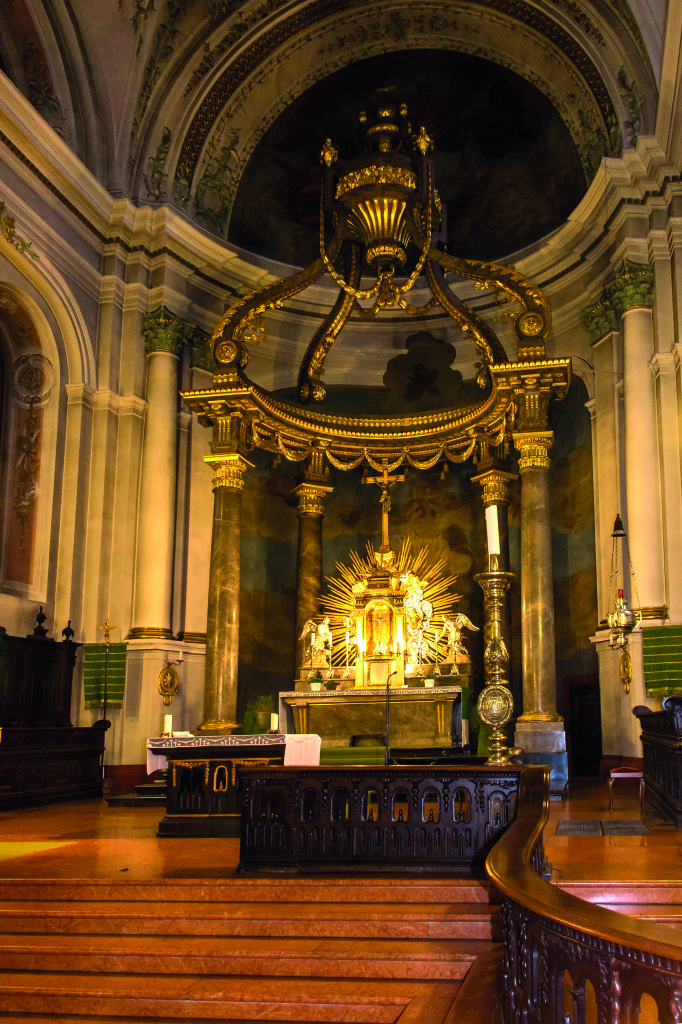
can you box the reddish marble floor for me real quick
[0,777,676,884]
[544,778,682,884]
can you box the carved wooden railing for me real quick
[486,765,682,1024]
[238,765,521,873]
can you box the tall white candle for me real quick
[270,712,279,731]
[485,505,501,555]
[163,714,172,735]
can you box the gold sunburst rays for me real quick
[322,539,460,666]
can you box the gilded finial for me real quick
[320,138,338,167]
[399,103,408,117]
[413,126,433,155]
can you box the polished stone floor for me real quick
[0,776,676,883]
[0,779,675,1024]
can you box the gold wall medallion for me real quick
[158,663,179,706]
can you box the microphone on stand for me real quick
[385,670,398,766]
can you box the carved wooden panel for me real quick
[634,700,682,826]
[0,726,106,808]
[237,766,520,873]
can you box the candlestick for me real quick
[473,563,515,766]
[163,713,173,737]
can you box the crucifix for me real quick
[363,460,405,552]
[98,618,117,646]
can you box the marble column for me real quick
[291,479,333,673]
[197,453,253,733]
[608,262,666,619]
[512,431,561,722]
[130,307,190,640]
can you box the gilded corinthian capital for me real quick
[142,305,194,355]
[513,431,553,471]
[291,481,333,516]
[204,453,253,490]
[471,468,518,505]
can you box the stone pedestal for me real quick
[514,723,568,797]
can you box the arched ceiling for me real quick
[0,0,660,259]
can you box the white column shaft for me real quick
[133,350,178,632]
[622,307,666,610]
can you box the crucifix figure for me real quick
[363,461,405,552]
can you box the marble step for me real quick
[593,903,682,928]
[0,900,499,939]
[0,877,497,904]
[0,972,462,1022]
[0,934,496,980]
[558,880,682,905]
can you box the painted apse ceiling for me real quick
[229,49,589,267]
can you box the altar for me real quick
[279,683,466,748]
[178,87,571,782]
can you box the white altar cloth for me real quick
[146,733,320,774]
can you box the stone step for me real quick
[106,794,167,807]
[0,877,496,904]
[0,973,461,1022]
[595,903,682,928]
[0,900,499,939]
[558,880,682,905]
[0,934,495,980]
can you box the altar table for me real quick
[148,733,320,837]
[279,684,464,748]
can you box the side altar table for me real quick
[148,734,320,837]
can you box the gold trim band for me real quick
[129,627,174,640]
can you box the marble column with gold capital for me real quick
[198,451,254,733]
[512,431,561,722]
[131,306,192,640]
[609,261,666,620]
[292,478,333,672]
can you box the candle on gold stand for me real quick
[474,552,515,766]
